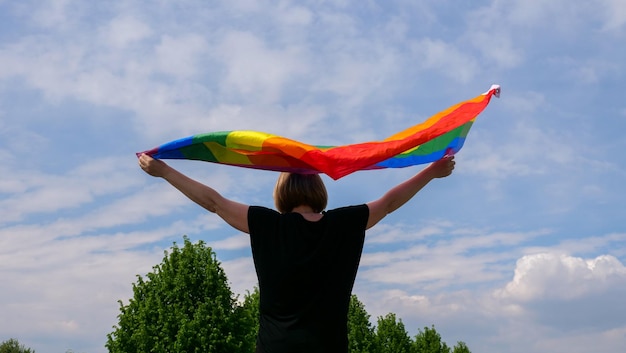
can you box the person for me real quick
[138,153,455,353]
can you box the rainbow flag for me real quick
[138,85,500,180]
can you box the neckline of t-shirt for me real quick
[292,211,325,223]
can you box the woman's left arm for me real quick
[366,156,455,229]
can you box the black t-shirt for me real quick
[248,204,369,353]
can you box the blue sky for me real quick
[1,0,625,352]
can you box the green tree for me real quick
[413,325,450,353]
[0,338,34,353]
[375,313,412,353]
[347,295,377,353]
[451,341,471,353]
[106,237,252,353]
[238,286,260,349]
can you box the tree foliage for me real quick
[347,295,376,353]
[413,325,450,353]
[375,313,413,353]
[106,237,252,353]
[413,325,472,353]
[451,341,471,353]
[238,287,260,349]
[0,339,34,353]
[347,297,472,353]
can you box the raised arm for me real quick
[138,154,250,233]
[366,156,455,229]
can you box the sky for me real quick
[1,0,625,352]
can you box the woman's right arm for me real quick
[138,154,250,234]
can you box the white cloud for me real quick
[554,232,626,257]
[275,3,314,26]
[226,0,264,13]
[0,241,165,352]
[216,30,310,103]
[29,0,75,29]
[600,0,626,32]
[221,256,257,299]
[531,327,626,353]
[0,157,142,224]
[495,253,626,301]
[467,30,523,69]
[155,34,209,78]
[212,233,250,250]
[485,0,596,33]
[366,222,446,244]
[0,124,49,168]
[353,250,626,353]
[360,225,548,290]
[410,38,479,83]
[361,254,504,290]
[101,15,153,48]
[202,100,329,140]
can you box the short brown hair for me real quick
[273,173,328,213]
